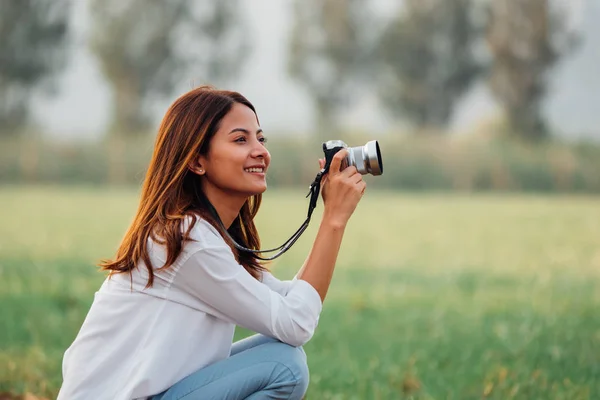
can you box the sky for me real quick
[33,0,599,141]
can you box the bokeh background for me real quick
[1,0,599,399]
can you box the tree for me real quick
[288,0,374,137]
[486,0,575,140]
[0,0,71,134]
[89,0,251,136]
[375,0,483,131]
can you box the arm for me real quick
[295,215,345,302]
[296,150,366,302]
[261,270,294,296]
[171,246,322,347]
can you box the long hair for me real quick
[100,86,267,287]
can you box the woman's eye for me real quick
[235,136,267,144]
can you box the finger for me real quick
[358,181,367,195]
[329,149,347,176]
[319,174,329,187]
[319,158,325,169]
[341,165,359,178]
[350,172,363,184]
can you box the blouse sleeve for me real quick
[169,246,323,347]
[260,270,295,296]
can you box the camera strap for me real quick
[206,169,326,261]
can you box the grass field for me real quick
[1,186,599,399]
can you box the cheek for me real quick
[208,145,239,170]
[210,152,244,178]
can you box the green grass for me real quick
[1,185,599,399]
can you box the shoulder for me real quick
[182,214,226,250]
[142,214,230,275]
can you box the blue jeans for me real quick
[150,334,309,400]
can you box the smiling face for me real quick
[193,102,271,201]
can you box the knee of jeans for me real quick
[271,342,310,391]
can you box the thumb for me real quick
[329,149,347,176]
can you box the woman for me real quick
[58,86,366,399]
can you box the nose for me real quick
[251,138,270,160]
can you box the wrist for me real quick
[321,211,348,230]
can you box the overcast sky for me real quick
[33,0,599,141]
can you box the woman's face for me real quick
[195,103,271,199]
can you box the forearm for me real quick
[296,211,346,302]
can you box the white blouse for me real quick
[57,217,323,400]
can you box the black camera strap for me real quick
[207,168,326,261]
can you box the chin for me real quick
[253,185,268,195]
[241,185,267,197]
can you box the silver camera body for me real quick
[322,140,383,176]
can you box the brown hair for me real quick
[100,86,267,287]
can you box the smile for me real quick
[244,167,265,173]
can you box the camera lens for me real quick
[364,140,383,175]
[348,140,382,176]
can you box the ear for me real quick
[188,156,206,176]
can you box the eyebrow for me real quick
[229,128,263,135]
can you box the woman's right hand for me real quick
[318,149,366,228]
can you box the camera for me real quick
[322,140,383,176]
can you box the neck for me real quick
[201,185,246,229]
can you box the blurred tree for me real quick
[0,0,71,135]
[90,0,251,136]
[288,0,375,137]
[375,0,483,131]
[486,0,575,140]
